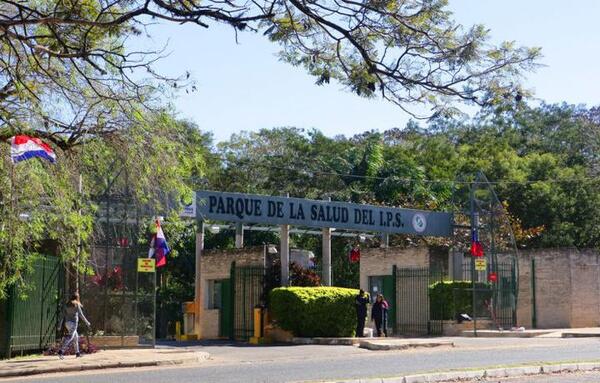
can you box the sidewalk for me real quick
[358,338,454,351]
[0,348,209,379]
[461,327,600,338]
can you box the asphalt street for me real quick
[5,338,600,383]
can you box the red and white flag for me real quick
[10,135,56,164]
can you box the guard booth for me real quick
[195,246,267,340]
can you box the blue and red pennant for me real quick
[470,229,484,257]
[148,220,170,267]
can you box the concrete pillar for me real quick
[280,224,290,286]
[380,233,389,248]
[235,222,244,249]
[194,222,204,337]
[322,227,332,286]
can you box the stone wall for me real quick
[359,246,429,336]
[361,246,600,331]
[198,247,264,339]
[569,250,600,327]
[516,248,600,329]
[359,246,429,291]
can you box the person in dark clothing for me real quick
[355,289,369,337]
[371,294,389,337]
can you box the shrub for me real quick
[269,286,359,337]
[267,261,321,289]
[429,281,493,320]
[45,337,98,356]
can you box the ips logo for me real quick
[412,213,427,233]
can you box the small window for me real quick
[207,280,223,309]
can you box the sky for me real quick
[133,1,600,142]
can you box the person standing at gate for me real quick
[371,294,389,337]
[58,292,91,359]
[355,289,369,337]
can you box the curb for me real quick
[460,331,553,338]
[358,341,453,351]
[562,333,600,338]
[0,352,209,379]
[292,338,359,346]
[319,362,600,383]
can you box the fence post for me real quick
[531,258,536,329]
[193,222,205,339]
[280,225,290,286]
[322,227,332,286]
[471,258,477,337]
[392,265,397,335]
[470,183,478,337]
[230,261,236,340]
[5,288,14,358]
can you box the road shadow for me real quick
[157,339,298,348]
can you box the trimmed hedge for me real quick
[429,281,493,320]
[269,287,360,337]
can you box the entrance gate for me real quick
[492,261,517,330]
[2,256,63,357]
[368,275,397,333]
[395,262,517,336]
[219,279,232,338]
[230,263,265,340]
[395,267,444,336]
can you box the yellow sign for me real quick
[474,258,487,271]
[138,258,156,273]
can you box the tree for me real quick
[0,0,540,148]
[0,149,93,298]
[0,111,212,298]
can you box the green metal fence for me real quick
[396,267,444,336]
[493,261,517,330]
[2,256,63,358]
[230,263,266,341]
[81,244,156,347]
[452,258,517,330]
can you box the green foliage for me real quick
[0,150,93,299]
[0,110,212,299]
[214,103,600,250]
[429,281,492,320]
[269,287,359,337]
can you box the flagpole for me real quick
[9,160,15,275]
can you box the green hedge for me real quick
[429,281,492,320]
[269,287,360,337]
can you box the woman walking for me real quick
[371,294,389,337]
[58,292,91,359]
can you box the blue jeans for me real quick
[60,321,79,354]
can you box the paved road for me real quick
[6,338,600,383]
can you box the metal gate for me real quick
[230,263,265,340]
[219,279,232,338]
[396,267,444,336]
[492,261,517,330]
[3,256,63,357]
